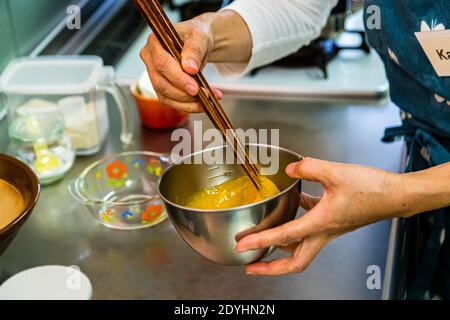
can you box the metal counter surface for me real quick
[0,92,404,299]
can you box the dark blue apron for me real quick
[364,0,450,299]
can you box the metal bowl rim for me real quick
[157,143,303,213]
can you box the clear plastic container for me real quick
[0,56,134,156]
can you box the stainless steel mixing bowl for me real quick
[158,144,302,265]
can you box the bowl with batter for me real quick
[158,144,302,265]
[0,154,40,256]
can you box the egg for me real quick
[185,176,280,210]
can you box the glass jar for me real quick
[7,113,75,185]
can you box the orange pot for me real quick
[131,83,189,129]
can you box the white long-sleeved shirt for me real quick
[216,0,339,77]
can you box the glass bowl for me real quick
[69,151,171,230]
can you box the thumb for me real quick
[181,31,210,75]
[285,157,332,184]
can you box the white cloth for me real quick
[216,0,338,77]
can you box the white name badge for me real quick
[415,30,450,77]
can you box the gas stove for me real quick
[160,0,389,102]
[250,31,370,79]
[164,0,367,79]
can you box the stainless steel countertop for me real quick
[0,91,404,299]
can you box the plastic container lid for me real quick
[0,56,104,95]
[0,265,92,300]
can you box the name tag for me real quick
[415,30,450,77]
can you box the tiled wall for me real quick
[0,0,73,72]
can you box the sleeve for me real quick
[215,0,339,78]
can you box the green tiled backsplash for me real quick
[0,0,73,72]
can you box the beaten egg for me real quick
[185,175,280,210]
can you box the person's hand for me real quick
[140,14,223,113]
[235,157,409,276]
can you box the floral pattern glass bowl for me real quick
[69,151,171,230]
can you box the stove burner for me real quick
[251,30,371,79]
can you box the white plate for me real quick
[0,265,92,300]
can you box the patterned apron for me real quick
[364,0,450,299]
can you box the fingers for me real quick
[181,28,211,75]
[300,192,322,211]
[245,236,327,276]
[144,65,201,113]
[212,88,223,100]
[156,89,222,113]
[141,31,219,113]
[142,34,198,95]
[156,96,203,113]
[236,213,319,252]
[146,64,197,102]
[285,157,334,183]
[278,242,301,254]
[141,34,209,112]
[200,87,223,100]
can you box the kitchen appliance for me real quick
[167,0,357,78]
[0,56,134,156]
[246,0,362,79]
[69,151,171,230]
[0,154,40,257]
[250,31,370,79]
[158,144,302,266]
[163,0,388,101]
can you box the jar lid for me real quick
[0,265,92,300]
[8,114,65,144]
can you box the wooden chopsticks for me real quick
[134,0,261,189]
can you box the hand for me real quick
[235,157,408,276]
[140,14,223,113]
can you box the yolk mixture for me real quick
[185,176,280,210]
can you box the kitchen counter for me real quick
[0,19,406,298]
[0,93,405,300]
